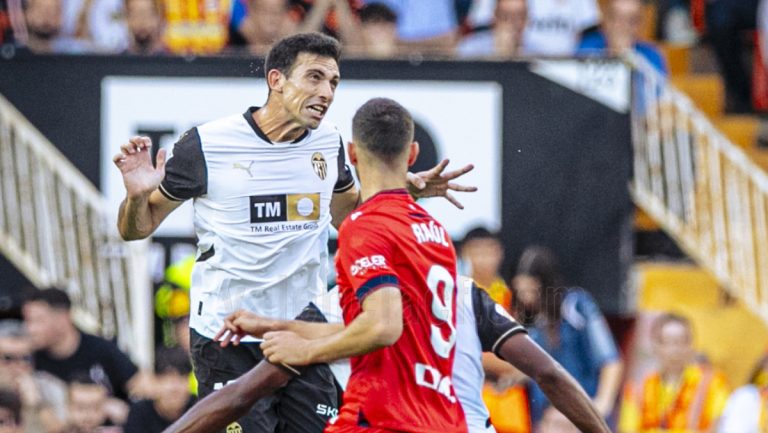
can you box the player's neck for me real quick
[254,101,307,143]
[358,164,408,202]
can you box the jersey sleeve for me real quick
[337,218,398,302]
[471,284,527,356]
[334,136,355,193]
[159,128,207,201]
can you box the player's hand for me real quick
[261,331,315,366]
[112,136,167,200]
[214,310,275,346]
[407,159,477,209]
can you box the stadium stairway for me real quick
[629,36,768,388]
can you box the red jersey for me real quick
[328,189,467,433]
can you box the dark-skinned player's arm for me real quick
[161,361,291,433]
[261,287,402,366]
[498,334,611,433]
[469,284,611,433]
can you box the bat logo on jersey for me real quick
[311,152,327,180]
[226,423,242,433]
[250,193,321,224]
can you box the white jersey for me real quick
[160,107,355,340]
[308,278,526,433]
[523,0,600,56]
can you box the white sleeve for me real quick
[578,0,602,30]
[717,386,761,433]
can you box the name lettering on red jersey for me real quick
[411,221,449,247]
[350,255,388,277]
[415,362,456,403]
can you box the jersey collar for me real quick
[243,107,310,145]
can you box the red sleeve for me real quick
[337,216,399,301]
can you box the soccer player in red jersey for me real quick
[260,97,467,433]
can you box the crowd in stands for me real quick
[1,0,765,112]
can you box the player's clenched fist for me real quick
[261,331,315,366]
[112,136,167,200]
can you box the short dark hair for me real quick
[264,32,341,80]
[24,287,71,311]
[0,388,22,425]
[651,312,693,342]
[462,226,500,244]
[154,347,192,376]
[359,3,398,24]
[352,98,414,163]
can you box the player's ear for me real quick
[407,141,420,167]
[267,69,285,93]
[348,141,359,166]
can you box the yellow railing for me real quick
[0,93,152,367]
[629,53,768,324]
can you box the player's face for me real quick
[653,321,693,373]
[281,53,340,130]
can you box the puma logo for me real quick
[233,161,255,178]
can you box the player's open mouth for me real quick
[308,105,327,117]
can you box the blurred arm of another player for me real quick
[214,309,344,347]
[161,360,292,433]
[330,158,478,227]
[499,335,611,433]
[261,287,402,366]
[113,136,183,240]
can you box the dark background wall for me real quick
[0,54,633,314]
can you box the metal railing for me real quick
[629,52,768,324]
[0,93,152,367]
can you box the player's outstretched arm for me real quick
[162,361,291,433]
[215,309,345,347]
[113,136,181,240]
[261,287,402,366]
[498,334,611,433]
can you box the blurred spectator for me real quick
[0,320,67,433]
[577,0,667,75]
[306,0,398,58]
[460,227,512,310]
[163,0,230,55]
[22,0,62,53]
[122,348,193,433]
[0,388,22,433]
[65,376,121,433]
[458,0,527,59]
[60,0,128,52]
[523,0,600,56]
[22,288,139,403]
[706,0,760,113]
[717,353,768,433]
[124,0,165,54]
[618,313,729,433]
[361,0,458,55]
[229,0,298,54]
[511,246,622,422]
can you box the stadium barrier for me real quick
[0,93,152,367]
[629,52,768,324]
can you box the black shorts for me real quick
[190,329,340,433]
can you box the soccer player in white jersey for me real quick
[113,33,475,433]
[162,277,611,433]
